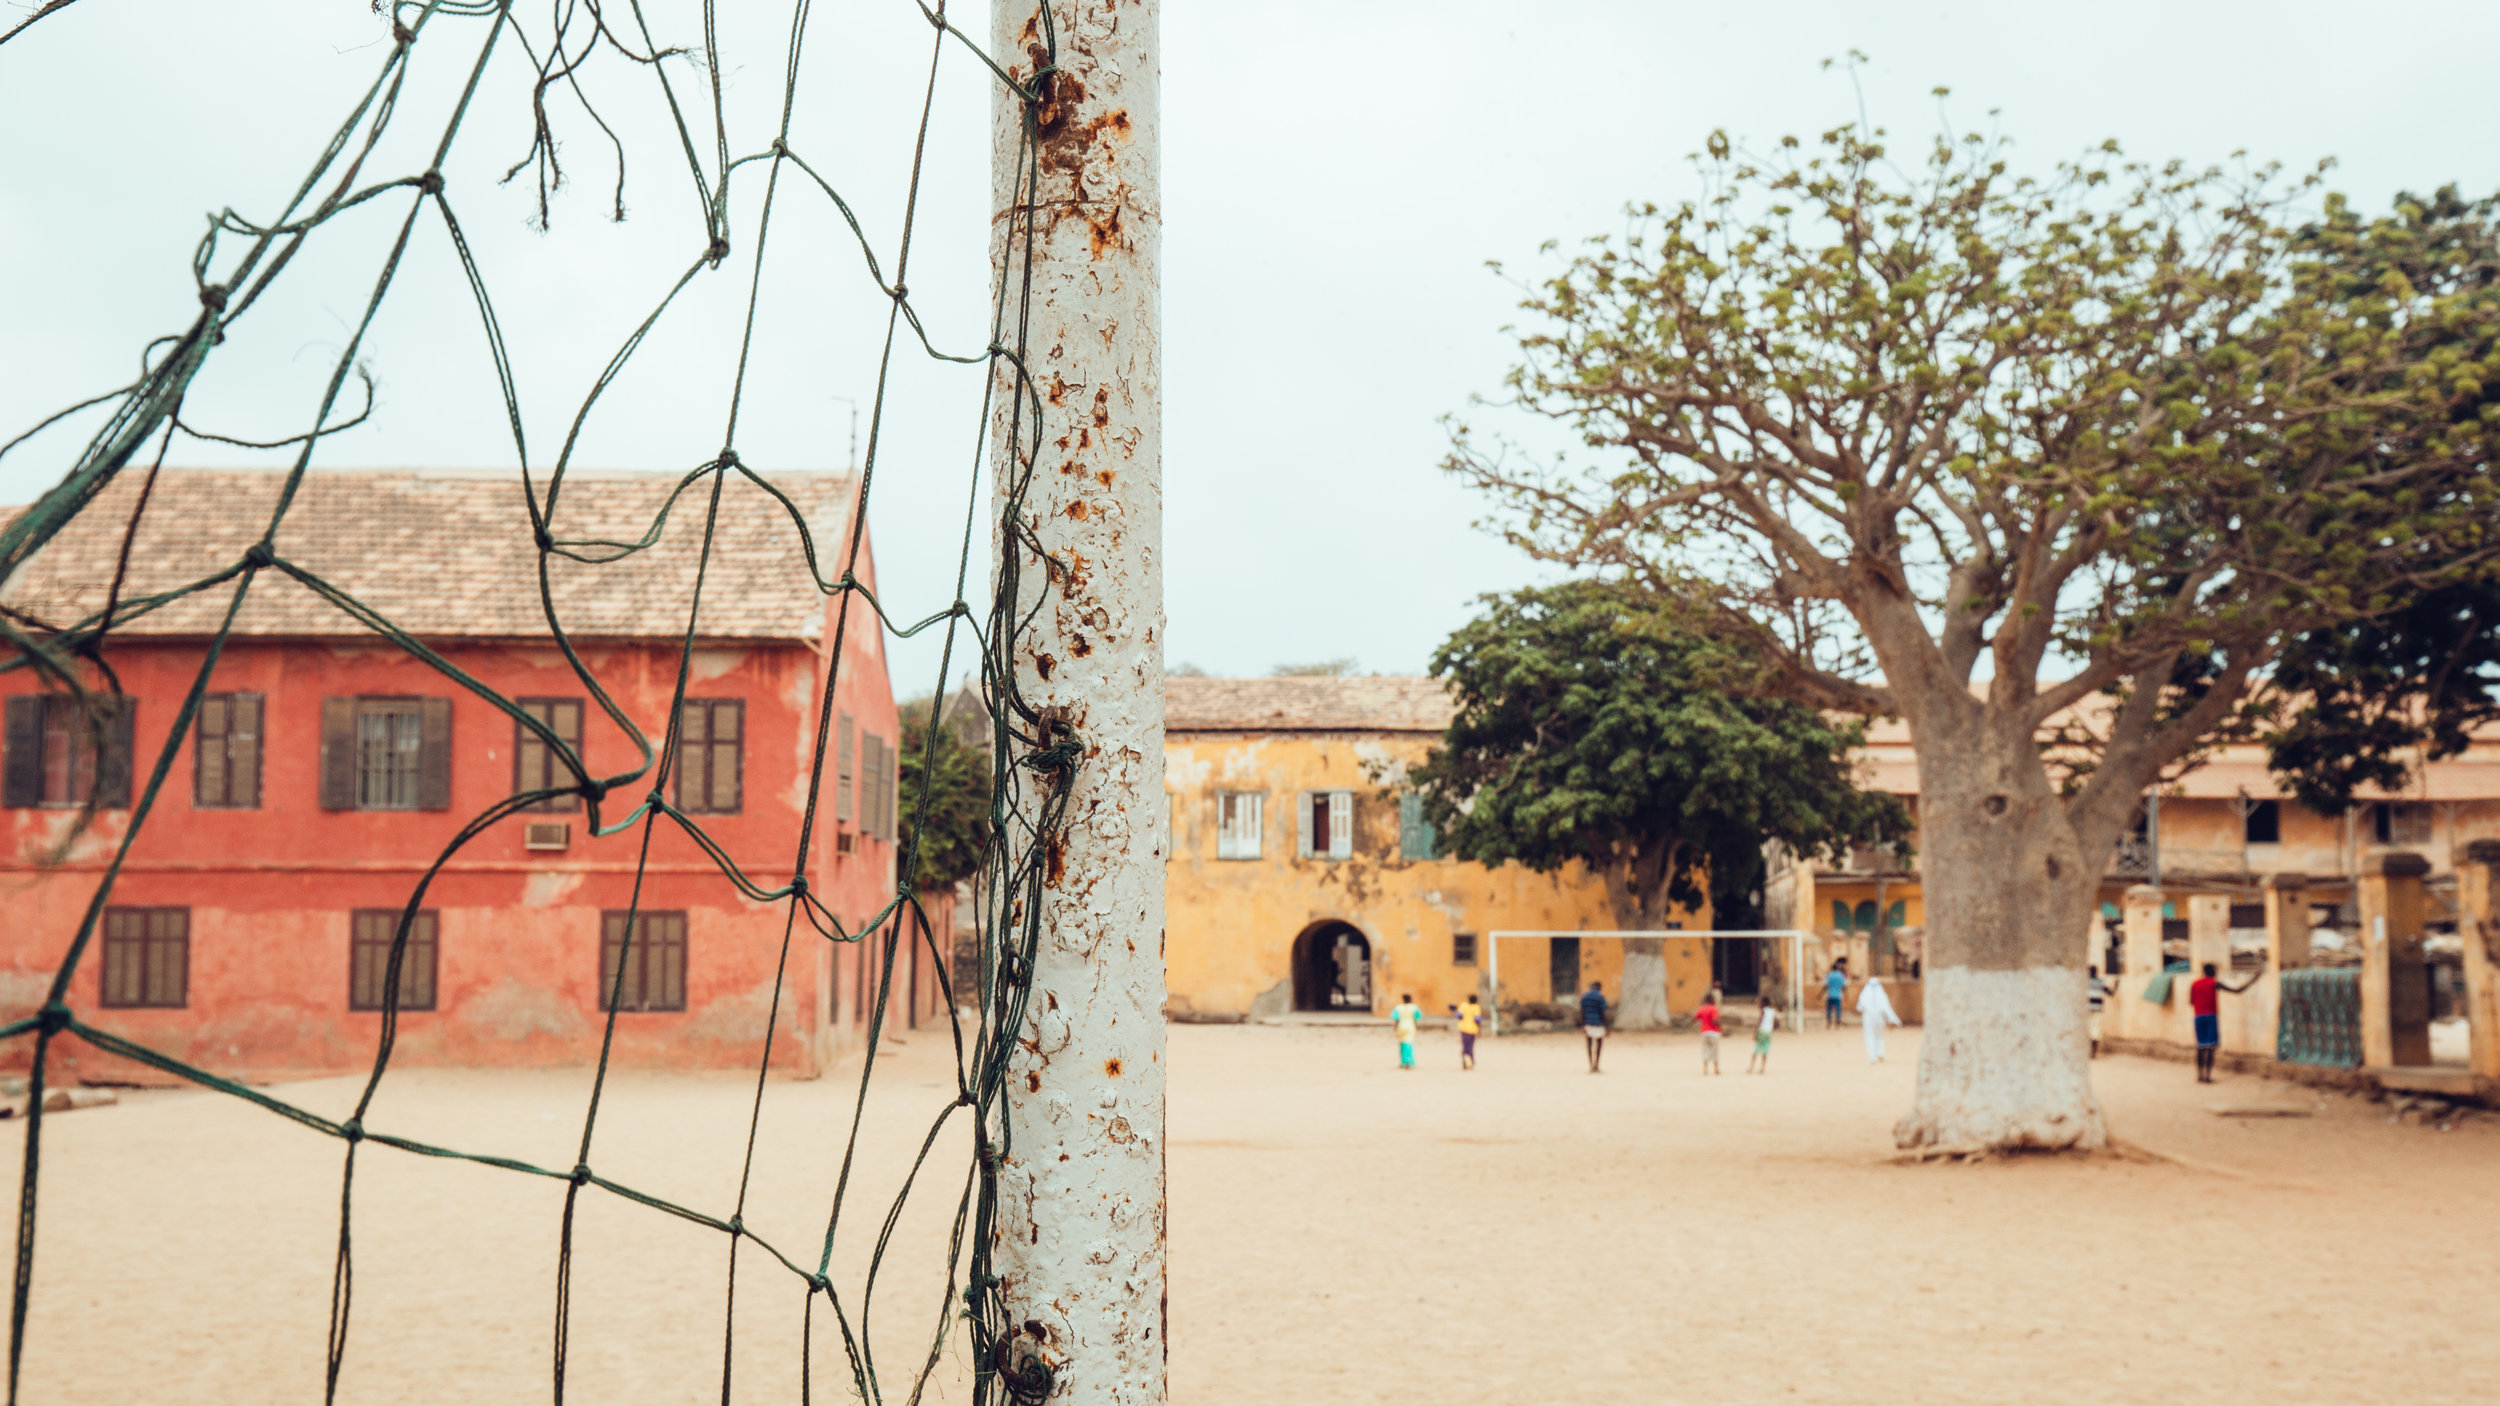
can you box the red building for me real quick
[0,468,944,1082]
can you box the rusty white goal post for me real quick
[1483,930,1812,1039]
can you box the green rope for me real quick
[0,3,1080,1403]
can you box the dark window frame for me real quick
[194,692,263,809]
[2243,799,2281,845]
[349,909,440,1012]
[513,697,586,813]
[99,906,189,1009]
[1452,931,1478,968]
[4,694,135,810]
[673,699,744,816]
[600,910,689,1012]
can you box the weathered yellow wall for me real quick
[1164,731,1712,1018]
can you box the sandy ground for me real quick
[6,1021,2497,1403]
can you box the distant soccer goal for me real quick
[1484,930,1813,1038]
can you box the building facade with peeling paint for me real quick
[0,470,943,1084]
[1162,676,1713,1022]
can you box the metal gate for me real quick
[2277,968,2362,1069]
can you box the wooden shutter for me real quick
[1296,792,1314,859]
[1831,900,1853,932]
[837,714,855,822]
[320,698,356,809]
[1329,790,1354,859]
[418,697,453,811]
[890,740,910,835]
[4,695,43,808]
[94,699,136,809]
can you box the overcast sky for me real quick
[6,1,2498,702]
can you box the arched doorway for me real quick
[1291,921,1373,1012]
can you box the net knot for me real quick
[391,19,413,47]
[416,170,445,196]
[242,541,277,570]
[890,283,908,302]
[340,1118,364,1144]
[534,526,553,551]
[198,284,229,314]
[579,778,607,802]
[647,787,667,809]
[812,1275,832,1295]
[570,1163,593,1188]
[725,1215,744,1237]
[35,1004,70,1037]
[706,236,731,265]
[787,875,809,897]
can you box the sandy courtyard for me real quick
[5,1020,2496,1403]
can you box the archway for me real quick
[1291,921,1373,1012]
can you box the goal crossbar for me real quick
[1482,930,1814,1037]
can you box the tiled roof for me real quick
[1166,675,1454,732]
[1,468,854,643]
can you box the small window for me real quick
[674,700,743,815]
[1452,931,1478,967]
[100,907,188,1009]
[194,693,262,809]
[3,694,135,809]
[349,909,439,1011]
[2243,800,2280,845]
[1216,792,1263,860]
[514,698,586,812]
[2373,801,2432,846]
[2228,903,2266,931]
[1298,790,1354,860]
[320,697,450,811]
[1398,791,1439,861]
[601,910,688,1012]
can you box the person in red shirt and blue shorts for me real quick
[2188,959,2265,1083]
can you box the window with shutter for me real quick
[3,696,41,807]
[1452,931,1478,967]
[352,699,427,809]
[674,700,743,814]
[1296,791,1315,858]
[862,734,885,838]
[514,698,585,812]
[1328,790,1354,860]
[1216,792,1263,860]
[600,910,689,1012]
[349,909,439,1011]
[5,695,134,808]
[195,693,263,809]
[836,713,855,822]
[1398,791,1437,861]
[100,907,188,1008]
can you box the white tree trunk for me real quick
[1893,720,2106,1151]
[990,2,1165,1400]
[1614,936,1670,1029]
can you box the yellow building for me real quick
[1763,710,2500,1081]
[1162,677,1713,1021]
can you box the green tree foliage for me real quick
[899,702,992,895]
[2264,190,2500,808]
[1408,582,1910,929]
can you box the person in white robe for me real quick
[1856,975,1902,1063]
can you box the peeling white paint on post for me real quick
[989,1,1165,1402]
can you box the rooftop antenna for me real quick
[828,394,859,472]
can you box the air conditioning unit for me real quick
[523,821,571,851]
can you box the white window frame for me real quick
[1298,790,1354,860]
[1215,791,1264,860]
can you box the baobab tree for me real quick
[1449,126,2498,1150]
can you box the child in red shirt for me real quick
[1695,990,1724,1075]
[2189,959,2264,1083]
